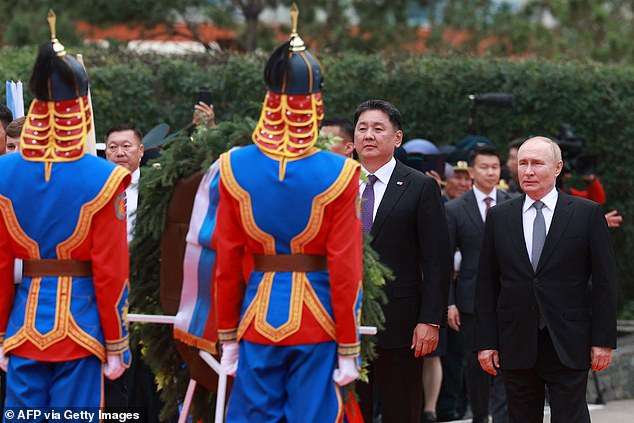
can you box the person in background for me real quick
[4,117,25,154]
[504,138,523,193]
[191,101,215,129]
[104,123,165,422]
[105,124,144,242]
[443,161,473,202]
[321,116,354,158]
[446,145,512,423]
[0,105,13,155]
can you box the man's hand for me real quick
[478,349,500,376]
[192,102,216,128]
[582,174,597,183]
[424,170,443,189]
[591,346,612,371]
[411,323,439,358]
[0,346,8,372]
[104,354,125,380]
[605,210,623,228]
[333,356,359,387]
[220,342,239,376]
[447,305,461,331]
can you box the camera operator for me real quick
[559,170,606,204]
[555,124,621,227]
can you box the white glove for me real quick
[0,346,8,372]
[333,356,359,387]
[104,353,125,380]
[221,342,239,376]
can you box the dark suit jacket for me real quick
[474,191,617,370]
[446,189,515,314]
[370,160,451,348]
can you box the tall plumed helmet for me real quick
[263,6,323,95]
[29,10,89,101]
[252,3,325,180]
[20,10,92,181]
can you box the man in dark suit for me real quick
[354,99,451,423]
[446,145,512,423]
[474,136,617,423]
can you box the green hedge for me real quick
[2,47,633,306]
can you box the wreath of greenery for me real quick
[130,118,390,421]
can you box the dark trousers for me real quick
[104,369,130,407]
[501,329,590,423]
[358,346,424,423]
[461,313,492,421]
[437,327,466,420]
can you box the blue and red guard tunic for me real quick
[215,144,363,358]
[0,153,131,365]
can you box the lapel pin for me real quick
[396,181,404,185]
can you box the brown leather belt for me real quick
[22,259,93,278]
[253,254,328,273]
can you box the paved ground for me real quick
[445,398,634,422]
[585,399,634,423]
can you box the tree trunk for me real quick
[245,14,259,51]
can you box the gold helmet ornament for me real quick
[252,3,325,180]
[20,10,92,181]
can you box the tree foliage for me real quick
[7,1,634,62]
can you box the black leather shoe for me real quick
[421,411,438,423]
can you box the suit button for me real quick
[533,278,538,283]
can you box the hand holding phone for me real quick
[197,89,212,106]
[193,89,215,127]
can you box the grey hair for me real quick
[521,136,562,162]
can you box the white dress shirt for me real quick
[360,157,397,220]
[522,187,558,260]
[126,168,140,243]
[473,186,497,222]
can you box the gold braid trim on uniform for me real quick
[337,342,361,358]
[0,195,40,258]
[291,159,359,252]
[110,278,130,347]
[218,328,238,343]
[334,380,344,423]
[236,284,259,340]
[302,274,336,339]
[56,166,129,258]
[219,152,276,254]
[253,272,305,342]
[68,314,106,361]
[20,97,91,182]
[19,276,70,349]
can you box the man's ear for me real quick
[394,130,403,148]
[344,142,354,157]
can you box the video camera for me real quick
[467,92,514,134]
[553,123,597,176]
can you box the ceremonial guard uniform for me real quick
[0,12,130,412]
[215,6,363,422]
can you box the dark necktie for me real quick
[361,174,378,234]
[484,196,493,219]
[531,200,547,329]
